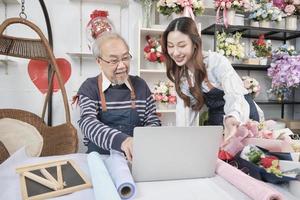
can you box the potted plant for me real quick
[252,34,272,65]
[215,0,252,26]
[153,81,177,110]
[267,53,300,101]
[283,0,300,30]
[241,76,261,99]
[143,35,166,69]
[216,31,245,63]
[157,0,205,19]
[249,2,284,28]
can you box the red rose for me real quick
[90,10,108,19]
[144,45,151,53]
[218,150,233,161]
[159,54,166,62]
[148,52,157,62]
[260,156,278,168]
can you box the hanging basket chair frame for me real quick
[0,18,78,162]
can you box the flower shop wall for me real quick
[0,0,299,153]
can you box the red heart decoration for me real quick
[28,58,71,94]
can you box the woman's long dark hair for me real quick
[161,17,207,111]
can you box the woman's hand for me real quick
[224,116,240,141]
[121,137,133,162]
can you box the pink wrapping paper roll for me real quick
[216,159,283,200]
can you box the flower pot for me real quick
[226,9,235,25]
[259,57,268,65]
[235,14,245,26]
[272,19,285,29]
[250,20,259,27]
[286,15,298,30]
[259,20,271,28]
[156,102,176,110]
[227,56,242,64]
[144,60,165,70]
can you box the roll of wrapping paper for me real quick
[216,159,283,200]
[87,152,121,200]
[104,150,136,200]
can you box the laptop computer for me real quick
[132,126,222,182]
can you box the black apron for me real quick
[87,74,142,154]
[203,87,260,125]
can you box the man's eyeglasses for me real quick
[98,54,132,66]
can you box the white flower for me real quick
[219,49,225,55]
[253,86,258,92]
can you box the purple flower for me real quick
[267,54,300,97]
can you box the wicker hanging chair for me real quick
[0,18,78,162]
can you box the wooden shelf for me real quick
[232,64,269,70]
[202,24,300,41]
[140,69,166,73]
[69,0,128,7]
[1,0,20,4]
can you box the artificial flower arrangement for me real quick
[283,0,300,16]
[241,76,260,98]
[144,35,166,63]
[153,81,177,105]
[214,0,252,12]
[240,145,283,177]
[216,31,245,60]
[157,0,205,16]
[267,53,300,99]
[273,44,297,56]
[252,34,272,57]
[249,2,284,22]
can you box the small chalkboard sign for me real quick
[16,159,92,200]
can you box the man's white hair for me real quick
[92,32,129,58]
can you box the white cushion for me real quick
[0,118,43,157]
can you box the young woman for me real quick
[161,17,264,139]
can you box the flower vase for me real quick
[272,19,285,29]
[259,57,268,65]
[156,102,175,110]
[235,14,245,26]
[259,20,271,28]
[145,60,165,70]
[286,15,297,30]
[142,0,153,28]
[226,9,235,25]
[250,20,259,27]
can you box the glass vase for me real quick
[142,0,153,28]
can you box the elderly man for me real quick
[77,32,161,161]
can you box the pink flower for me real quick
[260,130,274,139]
[178,0,193,7]
[162,95,169,102]
[154,94,163,101]
[168,96,176,104]
[294,0,300,5]
[284,5,296,15]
